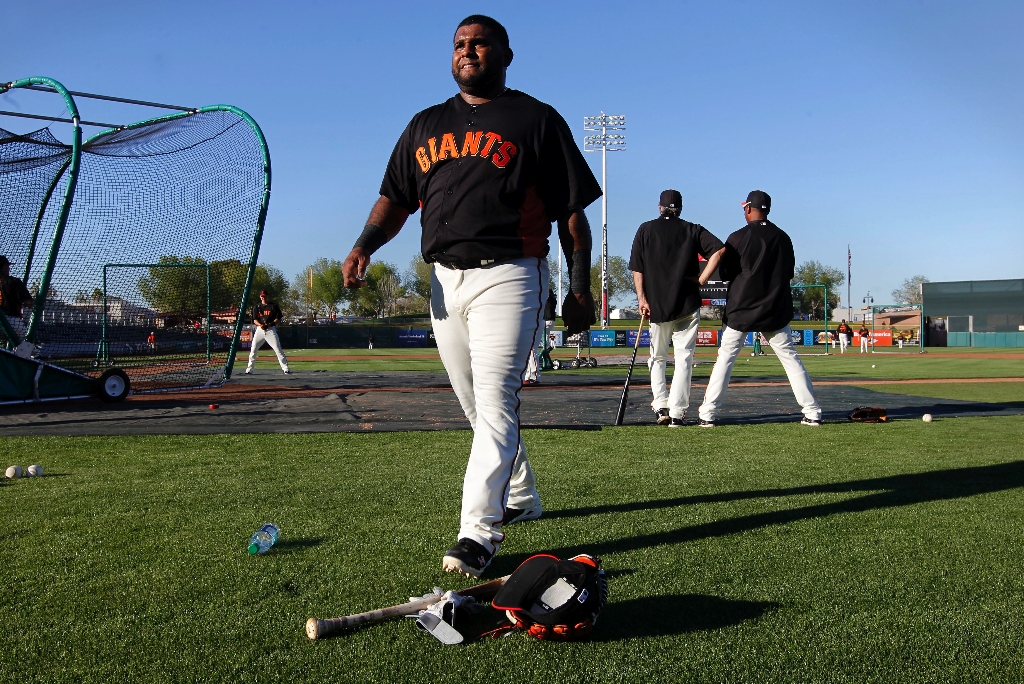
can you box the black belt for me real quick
[432,256,501,270]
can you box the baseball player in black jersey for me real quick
[341,15,601,578]
[245,290,290,374]
[629,190,726,426]
[0,255,33,344]
[698,191,821,426]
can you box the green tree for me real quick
[590,255,636,313]
[138,256,212,318]
[792,260,844,320]
[345,262,404,318]
[291,259,347,320]
[401,254,432,315]
[891,275,929,305]
[252,264,291,308]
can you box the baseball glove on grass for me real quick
[849,406,888,423]
[490,553,607,640]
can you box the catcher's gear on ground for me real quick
[491,553,607,640]
[849,406,888,423]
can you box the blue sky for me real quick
[3,1,1021,307]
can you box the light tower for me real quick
[583,112,625,328]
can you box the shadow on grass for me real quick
[273,538,325,553]
[508,460,1024,565]
[596,594,777,641]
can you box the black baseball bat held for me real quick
[305,574,510,639]
[614,314,647,426]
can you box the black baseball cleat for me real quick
[501,503,542,526]
[442,538,493,578]
[668,416,687,427]
[698,418,715,428]
[654,408,671,426]
[800,417,822,426]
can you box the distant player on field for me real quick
[245,289,290,375]
[629,189,725,426]
[341,15,600,577]
[836,319,852,354]
[698,191,822,427]
[859,322,871,353]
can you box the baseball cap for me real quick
[259,289,268,296]
[743,190,771,212]
[659,189,682,209]
[0,255,11,266]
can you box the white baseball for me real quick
[5,465,23,479]
[27,465,43,477]
[922,414,933,423]
[871,364,876,368]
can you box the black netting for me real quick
[2,110,266,391]
[0,127,73,349]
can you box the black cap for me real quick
[659,189,682,209]
[744,190,771,212]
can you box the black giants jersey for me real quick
[719,220,795,333]
[628,216,724,324]
[252,302,282,327]
[380,90,602,269]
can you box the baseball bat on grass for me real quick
[306,574,510,639]
[614,314,647,426]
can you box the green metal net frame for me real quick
[0,76,271,398]
[98,262,213,366]
[791,283,831,353]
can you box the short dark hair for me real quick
[456,15,510,49]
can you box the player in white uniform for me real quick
[341,16,600,578]
[245,290,290,374]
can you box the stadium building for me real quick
[923,279,1024,347]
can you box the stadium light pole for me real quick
[584,112,625,329]
[863,291,874,353]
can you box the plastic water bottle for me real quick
[248,523,280,554]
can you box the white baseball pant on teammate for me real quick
[524,343,540,383]
[247,326,290,372]
[648,312,700,418]
[430,257,546,555]
[838,333,849,354]
[699,325,821,422]
[860,335,869,353]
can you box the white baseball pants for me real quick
[430,257,546,554]
[648,312,700,418]
[838,333,850,354]
[247,326,289,372]
[699,325,821,422]
[860,336,869,353]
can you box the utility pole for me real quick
[583,112,625,328]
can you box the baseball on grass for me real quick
[922,414,933,423]
[871,364,876,368]
[27,464,43,477]
[6,465,23,479]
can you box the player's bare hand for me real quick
[343,248,370,288]
[637,297,651,318]
[562,291,596,336]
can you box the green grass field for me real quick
[250,346,1024,380]
[3,418,1024,682]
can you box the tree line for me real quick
[130,254,929,322]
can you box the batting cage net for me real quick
[1,103,268,393]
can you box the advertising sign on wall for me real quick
[564,332,585,347]
[590,330,616,347]
[803,329,815,346]
[696,329,718,346]
[871,330,892,347]
[239,329,252,350]
[627,329,651,347]
[615,330,628,346]
[397,329,428,347]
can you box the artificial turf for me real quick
[2,418,1023,682]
